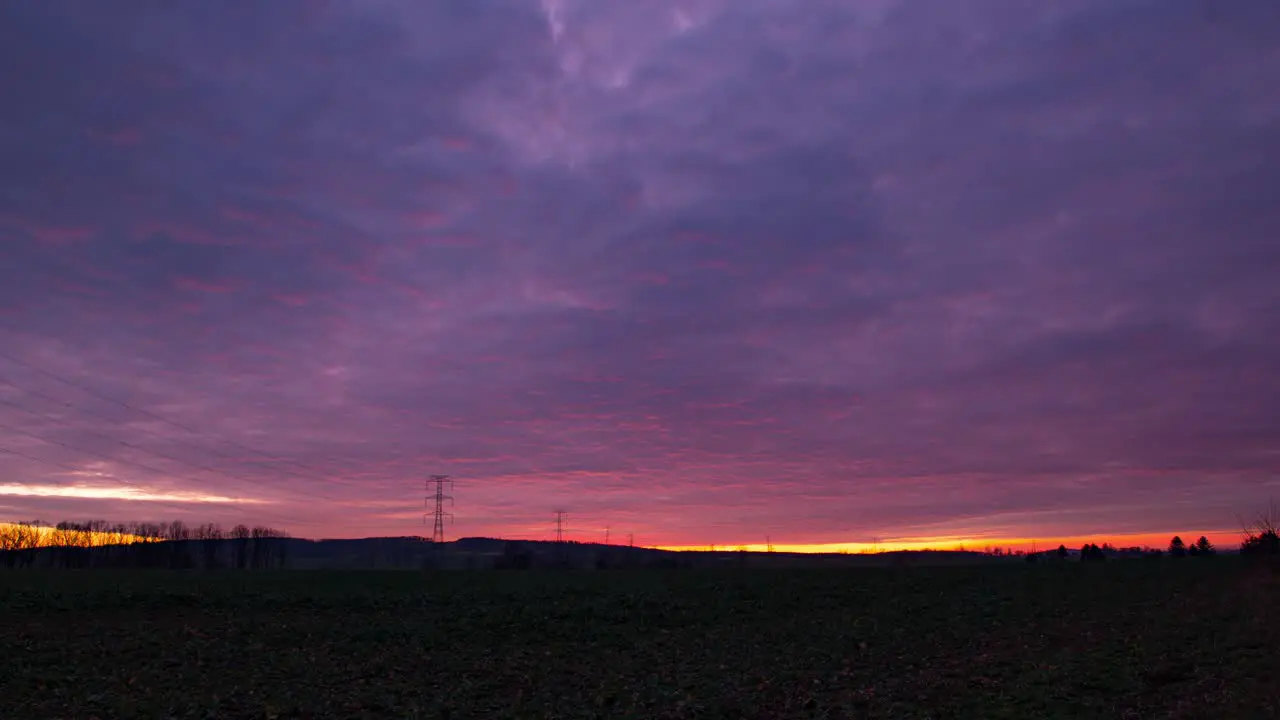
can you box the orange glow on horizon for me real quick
[0,522,149,548]
[656,529,1244,554]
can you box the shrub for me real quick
[1239,502,1279,558]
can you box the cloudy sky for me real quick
[1,0,1277,548]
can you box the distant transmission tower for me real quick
[604,525,610,545]
[553,510,568,543]
[424,475,454,543]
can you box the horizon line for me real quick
[2,522,1253,554]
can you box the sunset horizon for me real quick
[3,1,1278,552]
[0,515,1257,557]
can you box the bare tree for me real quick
[231,524,251,569]
[1,516,295,571]
[0,522,41,568]
[1239,502,1279,557]
[196,523,224,569]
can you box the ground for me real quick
[1,560,1276,719]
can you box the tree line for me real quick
[1010,516,1280,563]
[1010,535,1220,562]
[0,519,290,570]
[4,506,1277,572]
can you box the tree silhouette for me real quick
[1080,543,1106,562]
[165,520,193,568]
[231,524,251,569]
[1169,536,1187,558]
[1236,502,1279,558]
[0,518,290,570]
[1241,530,1280,556]
[1240,517,1279,556]
[197,523,224,568]
[1194,536,1214,555]
[0,522,41,568]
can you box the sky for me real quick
[1,0,1278,550]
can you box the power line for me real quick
[0,444,200,521]
[0,444,300,527]
[0,418,187,483]
[0,350,434,532]
[0,372,315,482]
[0,393,312,506]
[0,444,133,486]
[0,372,352,505]
[0,424,314,530]
[0,350,350,483]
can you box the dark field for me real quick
[2,561,1277,719]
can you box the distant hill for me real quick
[3,533,1013,570]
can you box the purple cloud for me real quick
[1,0,1278,546]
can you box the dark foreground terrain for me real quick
[1,560,1276,719]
